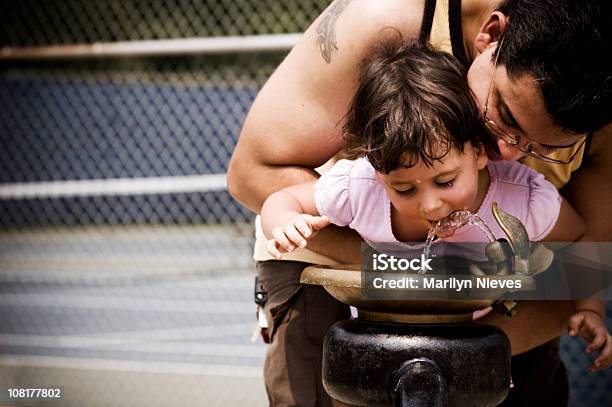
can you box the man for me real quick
[228,0,611,405]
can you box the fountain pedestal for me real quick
[323,320,510,407]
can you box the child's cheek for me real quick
[451,183,476,209]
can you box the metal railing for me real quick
[0,34,300,60]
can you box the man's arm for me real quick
[541,198,585,242]
[561,125,612,242]
[227,0,424,213]
[480,126,612,355]
[480,300,573,355]
[227,0,424,263]
[557,126,612,320]
[560,125,612,335]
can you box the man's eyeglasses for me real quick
[482,37,586,165]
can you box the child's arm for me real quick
[260,181,330,259]
[568,300,611,371]
[541,199,610,370]
[541,198,586,242]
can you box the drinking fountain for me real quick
[300,203,554,407]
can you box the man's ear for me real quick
[474,11,509,54]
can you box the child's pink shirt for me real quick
[314,158,561,244]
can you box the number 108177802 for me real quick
[7,387,63,400]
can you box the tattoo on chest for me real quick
[316,0,353,63]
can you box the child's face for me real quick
[376,142,488,230]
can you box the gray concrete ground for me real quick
[2,224,610,407]
[0,224,268,407]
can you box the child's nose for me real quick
[418,194,442,214]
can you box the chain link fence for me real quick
[0,1,332,406]
[0,1,610,406]
[0,0,330,45]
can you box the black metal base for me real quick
[323,320,510,407]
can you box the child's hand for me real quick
[266,215,330,259]
[568,310,612,371]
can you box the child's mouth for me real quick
[427,212,460,238]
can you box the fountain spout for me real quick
[491,202,530,275]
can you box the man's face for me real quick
[467,42,583,161]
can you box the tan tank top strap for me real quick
[429,0,453,54]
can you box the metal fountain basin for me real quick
[300,203,553,323]
[300,264,536,323]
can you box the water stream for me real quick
[420,211,495,274]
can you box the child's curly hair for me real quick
[343,37,486,174]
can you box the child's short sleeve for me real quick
[314,159,355,226]
[524,170,562,241]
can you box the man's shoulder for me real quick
[585,125,612,164]
[348,0,425,22]
[329,0,425,43]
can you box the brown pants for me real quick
[257,260,568,407]
[257,260,350,406]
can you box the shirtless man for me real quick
[228,0,611,405]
